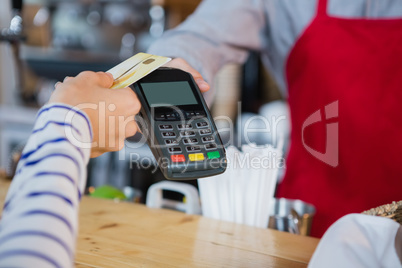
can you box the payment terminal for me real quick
[132,67,227,180]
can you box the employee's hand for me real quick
[164,58,210,92]
[49,71,141,158]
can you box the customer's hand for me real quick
[49,71,141,158]
[164,58,210,92]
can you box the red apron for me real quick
[278,0,402,237]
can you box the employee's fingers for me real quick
[164,58,210,92]
[194,79,210,93]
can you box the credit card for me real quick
[107,53,171,89]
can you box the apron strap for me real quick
[317,0,328,17]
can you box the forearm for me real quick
[0,104,92,268]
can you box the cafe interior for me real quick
[0,0,401,267]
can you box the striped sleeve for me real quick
[0,103,92,268]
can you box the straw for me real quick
[198,143,282,228]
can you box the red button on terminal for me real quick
[171,154,185,162]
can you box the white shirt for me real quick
[309,214,402,268]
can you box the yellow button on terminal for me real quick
[189,153,205,161]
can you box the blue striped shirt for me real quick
[0,103,92,268]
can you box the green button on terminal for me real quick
[207,151,220,159]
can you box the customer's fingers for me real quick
[105,72,114,80]
[54,81,62,89]
[124,120,138,138]
[96,72,114,88]
[113,87,142,116]
[74,71,114,89]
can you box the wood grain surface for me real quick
[0,179,319,267]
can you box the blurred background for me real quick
[0,0,288,204]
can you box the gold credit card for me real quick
[107,53,171,89]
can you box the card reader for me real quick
[132,67,227,180]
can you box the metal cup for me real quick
[268,198,316,236]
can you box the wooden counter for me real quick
[0,179,319,267]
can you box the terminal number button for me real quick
[178,124,192,130]
[186,146,201,153]
[205,143,217,150]
[183,138,198,145]
[165,139,179,145]
[196,122,209,128]
[180,131,196,137]
[202,136,214,143]
[159,124,173,130]
[168,147,182,153]
[162,132,176,138]
[200,129,212,135]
